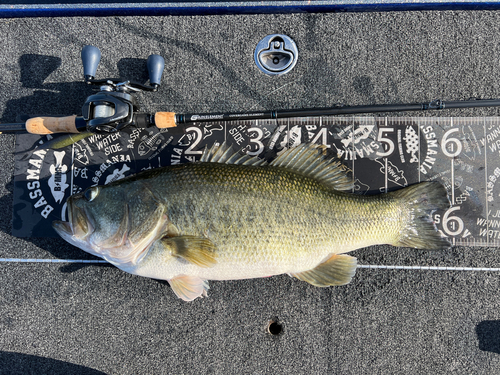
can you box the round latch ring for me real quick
[254,34,298,76]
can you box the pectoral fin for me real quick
[168,275,210,301]
[161,235,217,267]
[165,222,180,237]
[290,254,357,287]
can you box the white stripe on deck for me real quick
[1,258,499,272]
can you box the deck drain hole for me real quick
[267,319,283,335]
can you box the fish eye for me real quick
[83,187,100,202]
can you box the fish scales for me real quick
[53,143,450,301]
[138,163,396,279]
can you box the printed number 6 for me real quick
[442,206,464,236]
[376,128,395,158]
[441,128,462,158]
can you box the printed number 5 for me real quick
[376,128,395,158]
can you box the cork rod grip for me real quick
[25,115,79,134]
[155,112,177,129]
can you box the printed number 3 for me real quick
[247,127,265,156]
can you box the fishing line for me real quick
[1,258,499,272]
[0,258,107,263]
[356,265,500,271]
[225,76,305,122]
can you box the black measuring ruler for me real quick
[12,116,500,246]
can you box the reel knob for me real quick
[147,54,165,89]
[81,45,102,81]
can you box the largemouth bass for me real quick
[53,143,450,301]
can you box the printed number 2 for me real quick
[185,127,203,155]
[376,128,395,157]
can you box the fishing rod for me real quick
[2,45,500,135]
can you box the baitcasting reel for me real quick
[81,45,165,134]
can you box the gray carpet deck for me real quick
[1,12,500,374]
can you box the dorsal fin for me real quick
[200,142,352,192]
[200,142,268,167]
[270,144,353,192]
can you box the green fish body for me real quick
[53,143,449,301]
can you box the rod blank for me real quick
[173,98,500,126]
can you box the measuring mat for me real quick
[12,116,500,247]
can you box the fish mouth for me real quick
[52,220,73,238]
[52,197,95,250]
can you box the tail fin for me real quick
[389,181,450,250]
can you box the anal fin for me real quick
[161,235,217,268]
[290,254,357,287]
[168,275,210,301]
